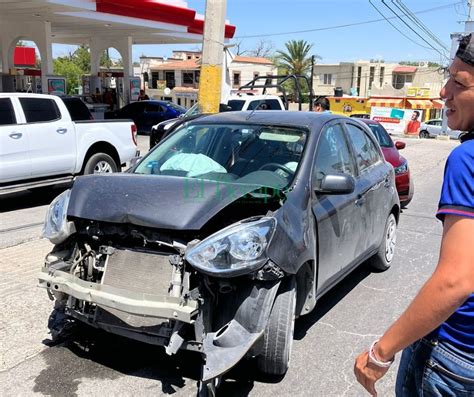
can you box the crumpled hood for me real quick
[67,174,272,230]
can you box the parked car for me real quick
[355,118,414,207]
[0,93,138,195]
[149,103,233,149]
[419,118,464,140]
[39,111,399,395]
[105,100,185,135]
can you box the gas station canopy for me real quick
[0,0,235,45]
[0,0,236,100]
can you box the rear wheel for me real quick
[369,213,397,271]
[83,153,118,175]
[256,277,296,376]
[419,130,429,139]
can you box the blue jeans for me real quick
[395,338,474,396]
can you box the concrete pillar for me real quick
[90,37,103,95]
[36,21,53,94]
[119,36,133,105]
[198,0,227,113]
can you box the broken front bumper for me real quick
[38,266,198,323]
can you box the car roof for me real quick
[188,110,341,129]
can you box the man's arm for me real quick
[354,215,474,395]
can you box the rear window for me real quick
[248,99,282,110]
[367,123,393,148]
[0,98,16,125]
[166,102,186,113]
[227,100,245,111]
[19,98,60,123]
[62,98,92,121]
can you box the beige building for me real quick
[140,51,277,108]
[313,61,444,98]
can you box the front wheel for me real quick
[369,213,397,271]
[419,130,429,139]
[83,153,118,175]
[256,277,296,376]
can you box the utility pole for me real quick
[441,0,473,135]
[310,55,315,111]
[197,0,226,113]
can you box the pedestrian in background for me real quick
[313,97,331,112]
[138,89,149,101]
[354,33,474,396]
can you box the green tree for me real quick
[73,45,91,73]
[275,40,320,102]
[53,57,83,94]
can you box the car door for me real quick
[0,97,31,182]
[143,103,166,132]
[429,120,442,137]
[311,122,362,293]
[19,97,76,177]
[344,121,390,254]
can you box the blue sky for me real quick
[50,0,469,64]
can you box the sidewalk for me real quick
[0,238,53,371]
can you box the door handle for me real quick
[355,194,366,206]
[56,128,68,134]
[9,132,22,139]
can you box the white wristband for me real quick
[368,340,394,368]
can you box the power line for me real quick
[234,2,464,39]
[368,0,434,51]
[380,0,449,60]
[392,0,449,52]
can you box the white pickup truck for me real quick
[0,93,138,195]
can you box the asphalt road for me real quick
[0,136,458,396]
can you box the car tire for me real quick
[369,213,397,271]
[256,276,296,376]
[419,130,429,139]
[83,153,118,175]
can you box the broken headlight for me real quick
[42,189,75,244]
[185,217,276,277]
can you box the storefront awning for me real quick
[367,98,403,108]
[407,99,433,109]
[431,99,445,109]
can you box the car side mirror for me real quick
[395,141,406,150]
[129,156,142,167]
[315,174,355,195]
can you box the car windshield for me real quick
[134,123,307,189]
[367,123,393,148]
[167,102,186,113]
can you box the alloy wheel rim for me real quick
[94,161,113,173]
[385,216,397,263]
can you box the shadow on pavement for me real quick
[294,264,372,340]
[0,184,71,213]
[36,324,200,396]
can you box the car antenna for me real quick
[246,91,270,121]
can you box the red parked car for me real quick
[357,119,414,207]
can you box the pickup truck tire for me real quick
[83,153,118,175]
[256,276,296,376]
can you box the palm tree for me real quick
[275,40,320,102]
[276,40,319,76]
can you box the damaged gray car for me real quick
[39,111,399,394]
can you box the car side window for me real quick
[145,103,164,112]
[0,98,17,125]
[19,98,60,123]
[434,120,442,126]
[313,123,355,189]
[345,123,382,172]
